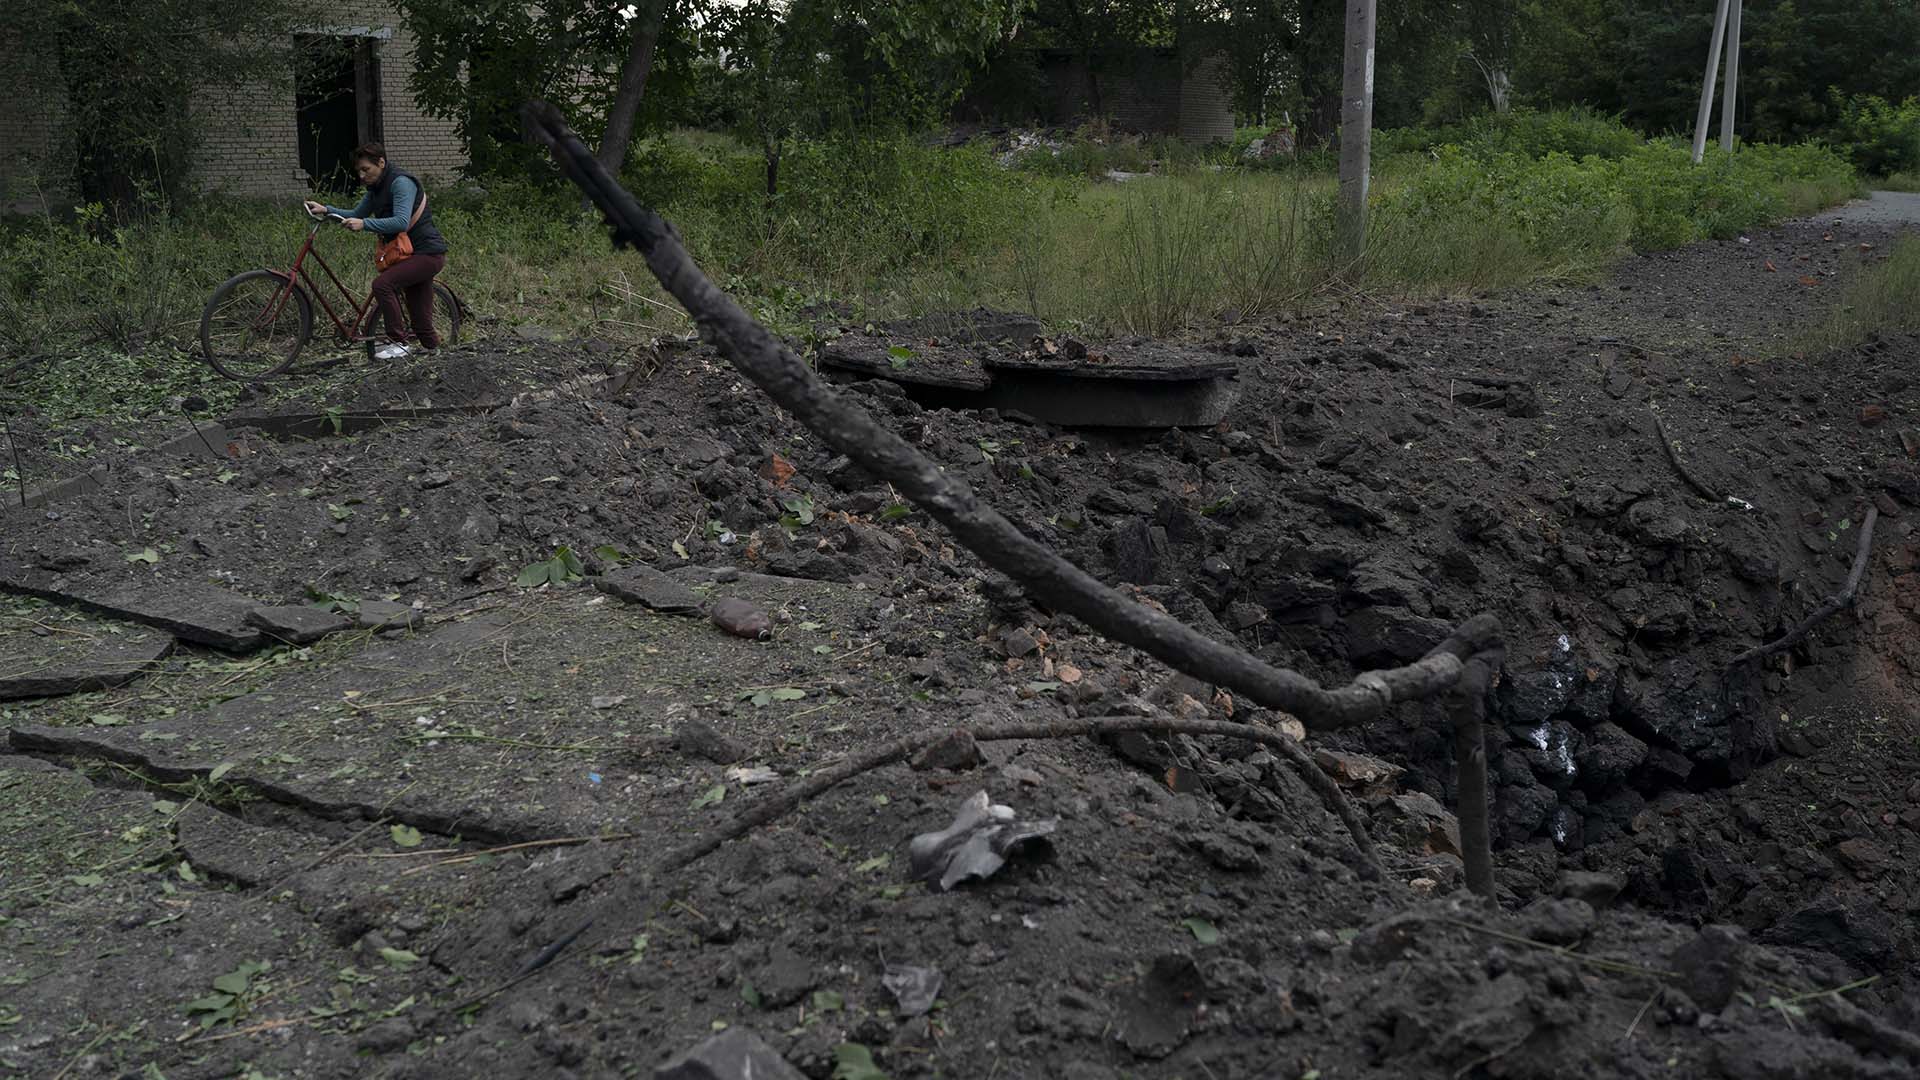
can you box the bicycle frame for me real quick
[267,217,380,342]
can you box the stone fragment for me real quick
[595,564,703,614]
[246,604,353,645]
[654,1028,805,1080]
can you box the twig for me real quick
[1622,986,1662,1041]
[1448,650,1501,899]
[399,833,642,876]
[1440,919,1678,979]
[183,1016,311,1045]
[1726,506,1878,669]
[518,100,1500,735]
[49,1028,114,1080]
[1650,408,1722,503]
[265,818,387,892]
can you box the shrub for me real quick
[1825,93,1920,178]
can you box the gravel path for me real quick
[1820,189,1920,227]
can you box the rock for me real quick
[1000,627,1039,658]
[1103,517,1160,585]
[654,1028,805,1080]
[356,1017,417,1053]
[417,471,453,489]
[1761,893,1895,970]
[1556,870,1625,909]
[1670,925,1749,1010]
[1575,722,1648,791]
[596,564,703,614]
[752,946,818,1009]
[1377,791,1462,857]
[458,509,500,542]
[1342,606,1452,665]
[357,600,421,632]
[675,720,749,765]
[1313,748,1405,792]
[911,730,984,772]
[1116,953,1204,1059]
[710,598,773,640]
[246,604,353,645]
[1349,910,1429,965]
[1833,838,1888,876]
[1517,897,1594,946]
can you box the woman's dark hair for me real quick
[350,141,387,166]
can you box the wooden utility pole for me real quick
[1337,0,1377,263]
[1691,0,1732,163]
[1718,0,1742,151]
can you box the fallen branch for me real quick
[1649,409,1722,503]
[654,715,1384,881]
[518,100,1499,735]
[500,713,1393,1000]
[1447,649,1501,900]
[1726,506,1878,670]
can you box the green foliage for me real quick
[1375,107,1645,162]
[1825,94,1920,178]
[515,547,586,587]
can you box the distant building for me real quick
[1,1,465,213]
[960,46,1235,142]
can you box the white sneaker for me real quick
[374,343,411,360]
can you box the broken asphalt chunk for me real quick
[908,790,1058,891]
[0,572,265,652]
[246,604,353,645]
[356,599,422,633]
[595,563,704,614]
[0,628,172,700]
[653,1027,805,1080]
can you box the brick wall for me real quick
[0,30,76,213]
[0,2,467,211]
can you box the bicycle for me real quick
[198,207,465,382]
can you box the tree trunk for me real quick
[596,0,670,174]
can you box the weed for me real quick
[1794,235,1920,354]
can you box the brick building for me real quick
[1,1,466,213]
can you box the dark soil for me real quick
[1,203,1917,1079]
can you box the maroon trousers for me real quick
[368,252,447,348]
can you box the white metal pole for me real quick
[1719,0,1742,152]
[1337,0,1377,263]
[1692,0,1732,163]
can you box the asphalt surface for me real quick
[1820,189,1920,227]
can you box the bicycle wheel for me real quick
[200,270,312,382]
[426,281,463,347]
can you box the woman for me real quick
[303,142,449,360]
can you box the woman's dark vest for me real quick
[368,167,448,256]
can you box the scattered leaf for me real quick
[207,762,235,782]
[68,873,106,887]
[671,540,689,560]
[740,980,763,1008]
[125,547,160,564]
[379,947,420,970]
[887,345,915,370]
[854,853,891,874]
[1180,917,1220,945]
[390,824,424,849]
[832,1042,889,1080]
[692,784,726,809]
[88,712,128,727]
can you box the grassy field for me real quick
[0,110,1865,421]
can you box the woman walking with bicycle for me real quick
[303,142,448,360]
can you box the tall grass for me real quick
[0,110,1865,419]
[1796,236,1920,354]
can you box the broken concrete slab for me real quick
[979,358,1240,428]
[0,568,265,652]
[654,1028,805,1080]
[8,577,915,845]
[818,337,994,392]
[174,802,319,887]
[0,622,172,700]
[247,604,355,645]
[595,564,704,614]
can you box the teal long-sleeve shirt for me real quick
[326,175,418,236]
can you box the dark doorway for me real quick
[296,35,382,193]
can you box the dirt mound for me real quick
[2,210,1917,1077]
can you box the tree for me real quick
[599,0,673,172]
[0,0,302,213]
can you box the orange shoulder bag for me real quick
[374,190,428,273]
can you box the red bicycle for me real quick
[197,207,464,382]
